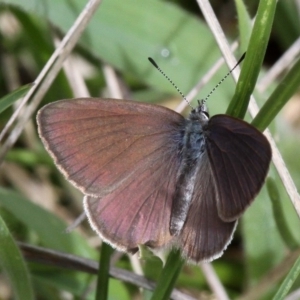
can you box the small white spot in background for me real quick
[161,48,170,58]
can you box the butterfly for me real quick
[37,95,271,263]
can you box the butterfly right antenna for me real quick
[201,53,246,105]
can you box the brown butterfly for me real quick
[37,95,271,262]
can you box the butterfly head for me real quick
[189,100,209,125]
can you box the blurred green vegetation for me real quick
[0,0,300,299]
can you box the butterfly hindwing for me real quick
[205,115,272,222]
[84,153,179,252]
[177,151,237,262]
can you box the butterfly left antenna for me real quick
[148,57,193,109]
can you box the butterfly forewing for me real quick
[205,115,272,222]
[178,151,237,262]
[37,99,185,196]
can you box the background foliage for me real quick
[0,0,300,299]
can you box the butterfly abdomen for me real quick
[170,118,207,236]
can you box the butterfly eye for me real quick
[201,111,209,119]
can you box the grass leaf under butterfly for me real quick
[0,215,34,300]
[150,249,184,300]
[96,243,114,300]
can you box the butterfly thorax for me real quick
[169,103,208,236]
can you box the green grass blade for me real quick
[234,0,252,53]
[267,178,299,251]
[273,254,300,300]
[96,243,114,300]
[272,1,300,48]
[252,57,300,131]
[0,84,31,114]
[0,187,95,257]
[150,249,184,300]
[227,0,277,118]
[0,214,34,300]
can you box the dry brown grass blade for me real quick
[0,0,103,164]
